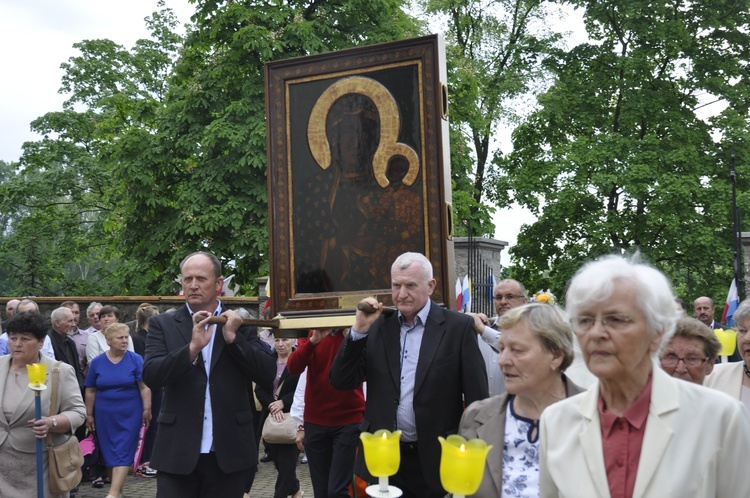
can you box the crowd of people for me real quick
[0,299,160,498]
[1,250,750,498]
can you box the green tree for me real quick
[113,0,423,293]
[496,0,750,305]
[418,0,561,236]
[0,4,184,295]
[6,1,423,296]
[0,160,115,295]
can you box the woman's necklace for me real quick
[743,362,750,380]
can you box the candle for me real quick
[439,435,492,496]
[26,363,47,390]
[715,328,737,363]
[360,429,401,477]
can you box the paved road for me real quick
[74,449,312,498]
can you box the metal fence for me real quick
[465,234,496,317]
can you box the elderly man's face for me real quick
[54,309,77,336]
[391,261,435,324]
[574,279,661,382]
[693,297,714,327]
[88,305,102,330]
[660,336,713,384]
[493,281,526,316]
[5,299,19,319]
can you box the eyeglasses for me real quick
[494,294,525,301]
[660,354,709,368]
[571,313,634,332]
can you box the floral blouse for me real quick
[502,397,540,497]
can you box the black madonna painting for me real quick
[266,35,454,316]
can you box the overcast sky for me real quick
[0,0,194,162]
[0,0,581,266]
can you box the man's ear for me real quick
[427,278,436,295]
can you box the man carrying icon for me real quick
[143,251,274,498]
[330,252,488,498]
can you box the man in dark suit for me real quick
[48,307,85,391]
[143,251,275,498]
[694,295,742,362]
[48,306,86,444]
[330,252,489,498]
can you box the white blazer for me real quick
[539,362,750,498]
[703,361,744,400]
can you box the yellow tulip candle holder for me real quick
[360,430,403,498]
[26,362,47,498]
[439,435,492,498]
[26,363,47,391]
[715,328,737,363]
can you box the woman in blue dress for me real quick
[85,323,151,498]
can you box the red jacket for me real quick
[287,331,364,426]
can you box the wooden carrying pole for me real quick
[195,303,397,338]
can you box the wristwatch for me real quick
[298,424,305,431]
[51,417,58,428]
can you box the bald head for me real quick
[493,279,528,316]
[16,299,39,314]
[5,299,20,319]
[693,296,715,327]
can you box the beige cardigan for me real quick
[703,360,745,400]
[0,355,86,453]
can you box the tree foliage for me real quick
[0,1,422,296]
[418,0,561,236]
[496,0,750,305]
[120,0,422,293]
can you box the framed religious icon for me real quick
[266,34,455,317]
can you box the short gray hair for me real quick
[50,307,72,324]
[17,299,39,313]
[87,302,102,315]
[391,252,433,281]
[566,254,678,345]
[498,303,575,372]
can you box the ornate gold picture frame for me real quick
[266,35,454,317]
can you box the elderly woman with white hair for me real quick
[539,255,750,498]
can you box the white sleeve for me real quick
[41,337,56,360]
[290,367,307,423]
[86,334,101,363]
[480,325,500,351]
